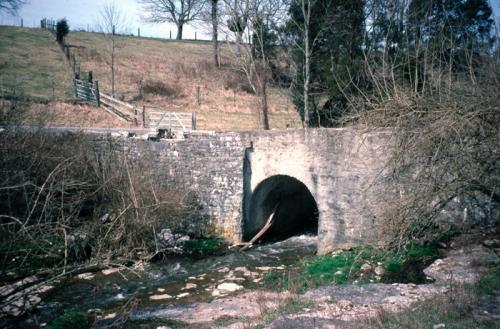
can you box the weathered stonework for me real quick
[92,127,394,254]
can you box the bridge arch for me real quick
[244,175,319,243]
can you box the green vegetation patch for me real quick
[46,310,93,329]
[405,240,440,259]
[0,27,73,99]
[476,263,500,296]
[264,241,442,292]
[183,237,228,256]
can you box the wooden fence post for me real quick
[95,80,100,107]
[138,27,140,37]
[170,31,172,40]
[21,19,23,28]
[134,108,138,126]
[73,75,78,98]
[196,86,201,106]
[142,106,146,128]
[192,111,196,130]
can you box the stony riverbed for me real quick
[3,231,500,329]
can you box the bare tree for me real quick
[211,0,220,66]
[0,0,27,15]
[220,0,288,130]
[139,0,207,40]
[222,0,249,57]
[96,2,129,97]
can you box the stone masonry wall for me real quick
[91,127,394,254]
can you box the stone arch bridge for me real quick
[113,127,393,254]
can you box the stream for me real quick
[19,235,318,328]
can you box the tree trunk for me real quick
[261,78,269,130]
[302,0,311,128]
[260,70,270,130]
[176,23,183,40]
[236,32,242,57]
[111,38,115,97]
[304,34,310,127]
[212,0,219,67]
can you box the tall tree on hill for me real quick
[222,0,287,130]
[286,0,365,127]
[139,0,207,40]
[224,0,249,57]
[97,2,129,97]
[406,0,494,75]
[0,0,27,15]
[364,0,495,95]
[364,0,406,54]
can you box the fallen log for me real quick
[232,202,280,250]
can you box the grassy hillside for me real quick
[67,31,301,130]
[0,27,73,99]
[0,27,301,130]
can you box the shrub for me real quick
[142,79,182,98]
[56,19,69,44]
[223,70,255,94]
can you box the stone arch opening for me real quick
[244,175,319,243]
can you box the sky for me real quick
[0,0,499,41]
[0,0,209,40]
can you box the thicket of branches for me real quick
[338,0,500,247]
[0,128,206,281]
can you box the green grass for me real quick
[183,237,228,256]
[404,240,440,259]
[0,27,73,99]
[45,310,93,329]
[263,241,442,292]
[476,263,500,296]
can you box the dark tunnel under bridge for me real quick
[244,175,319,243]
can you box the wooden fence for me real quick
[146,110,196,131]
[74,76,100,106]
[50,16,196,132]
[40,18,56,34]
[99,93,141,123]
[73,78,195,131]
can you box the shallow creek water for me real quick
[35,235,317,327]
